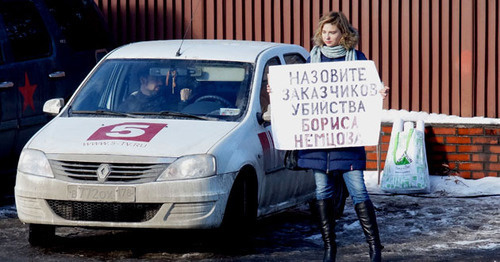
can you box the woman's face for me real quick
[321,23,342,47]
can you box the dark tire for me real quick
[28,224,55,247]
[221,173,257,236]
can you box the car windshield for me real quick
[69,59,253,121]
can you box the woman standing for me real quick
[299,11,387,262]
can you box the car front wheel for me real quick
[28,224,55,247]
[221,171,257,234]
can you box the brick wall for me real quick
[365,123,500,179]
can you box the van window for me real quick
[0,0,51,62]
[44,0,112,51]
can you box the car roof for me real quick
[106,40,305,63]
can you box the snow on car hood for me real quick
[28,117,238,157]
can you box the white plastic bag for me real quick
[381,119,430,193]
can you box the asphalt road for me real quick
[1,194,499,261]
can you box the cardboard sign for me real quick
[268,60,383,150]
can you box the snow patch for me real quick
[0,205,16,219]
[381,109,500,125]
[343,221,360,230]
[305,233,322,241]
[477,243,500,250]
[364,171,500,197]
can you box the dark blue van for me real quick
[0,0,114,194]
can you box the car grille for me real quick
[47,200,161,222]
[50,160,167,183]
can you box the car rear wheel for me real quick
[28,224,55,247]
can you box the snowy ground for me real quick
[305,172,500,261]
[1,172,499,261]
[366,171,500,197]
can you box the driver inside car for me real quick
[119,69,193,112]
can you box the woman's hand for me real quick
[266,74,272,94]
[380,85,389,99]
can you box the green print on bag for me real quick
[394,128,414,165]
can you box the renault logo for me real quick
[97,164,111,183]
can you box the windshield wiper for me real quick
[140,111,213,120]
[71,110,141,118]
[71,109,215,120]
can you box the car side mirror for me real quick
[257,105,272,126]
[43,98,64,116]
[256,112,265,125]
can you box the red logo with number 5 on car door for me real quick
[87,122,167,142]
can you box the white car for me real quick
[14,40,315,246]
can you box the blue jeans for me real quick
[314,169,370,205]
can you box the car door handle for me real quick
[49,71,66,78]
[0,81,14,90]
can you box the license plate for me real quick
[67,185,136,202]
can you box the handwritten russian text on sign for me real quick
[268,60,383,150]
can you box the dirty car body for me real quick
[14,40,315,245]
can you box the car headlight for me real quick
[157,154,216,181]
[18,149,55,178]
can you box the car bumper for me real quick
[15,171,235,229]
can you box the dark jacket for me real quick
[297,49,367,172]
[119,91,172,112]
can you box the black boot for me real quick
[315,198,337,262]
[355,200,383,262]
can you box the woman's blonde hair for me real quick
[313,11,359,49]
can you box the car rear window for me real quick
[284,53,306,64]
